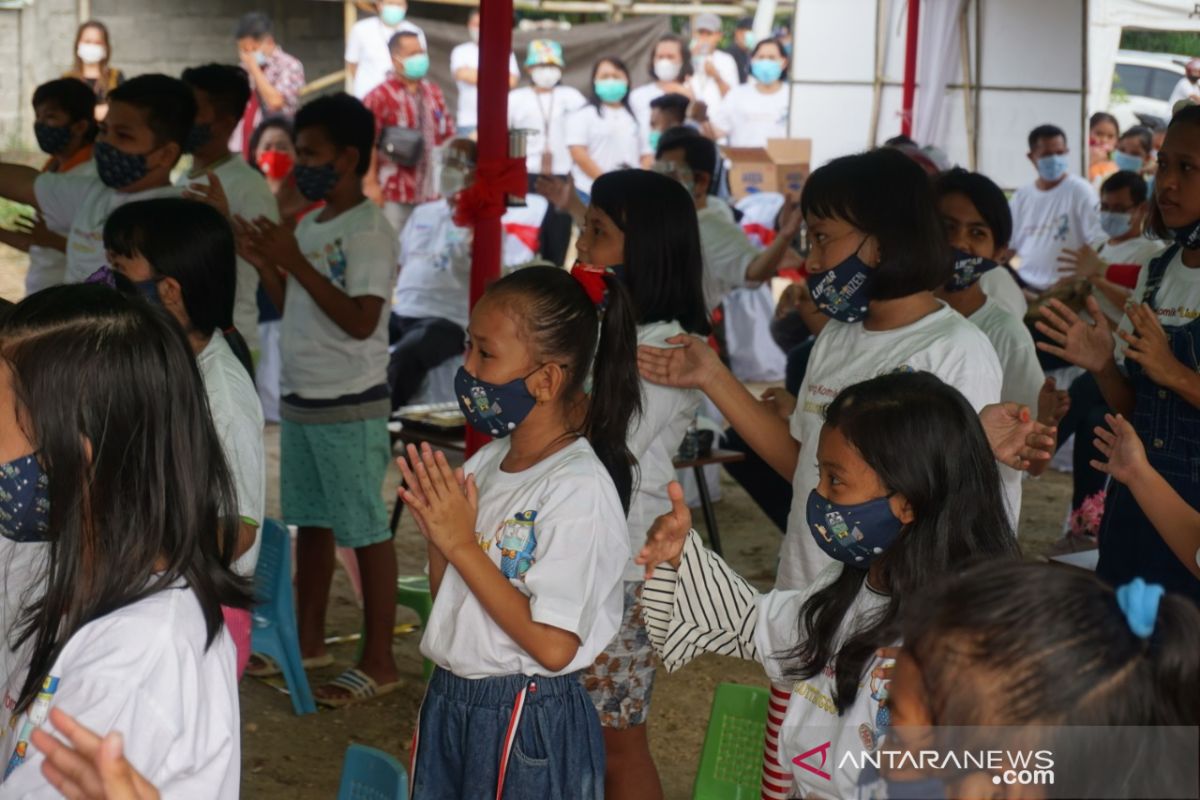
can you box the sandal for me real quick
[245,652,334,678]
[314,667,402,708]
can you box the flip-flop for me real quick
[245,652,334,678]
[314,667,402,709]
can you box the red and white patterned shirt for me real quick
[363,74,455,205]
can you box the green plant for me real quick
[1119,30,1199,57]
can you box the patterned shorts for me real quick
[583,581,657,729]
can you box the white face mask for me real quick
[440,165,470,197]
[530,66,562,89]
[468,27,480,44]
[77,42,107,65]
[654,59,682,82]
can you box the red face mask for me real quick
[258,150,294,181]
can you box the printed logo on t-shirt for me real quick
[1019,213,1070,242]
[310,238,349,288]
[5,675,59,778]
[498,510,538,581]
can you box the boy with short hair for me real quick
[236,93,399,707]
[1008,124,1105,294]
[0,78,96,293]
[0,73,194,284]
[179,63,281,354]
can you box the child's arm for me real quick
[396,446,451,599]
[234,216,286,311]
[238,215,384,339]
[32,708,161,800]
[1121,302,1200,412]
[399,446,581,672]
[0,164,41,208]
[1093,413,1200,579]
[744,197,803,284]
[639,334,800,479]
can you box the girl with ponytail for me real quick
[396,264,640,799]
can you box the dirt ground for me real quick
[0,250,1075,799]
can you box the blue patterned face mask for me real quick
[945,248,998,292]
[293,161,341,201]
[94,140,150,189]
[34,122,72,156]
[0,454,50,543]
[805,489,903,566]
[806,240,874,323]
[455,365,541,438]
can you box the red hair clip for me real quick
[570,262,611,309]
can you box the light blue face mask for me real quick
[1100,210,1133,239]
[594,78,629,104]
[1112,150,1144,173]
[402,53,430,80]
[743,32,758,50]
[1036,153,1070,182]
[750,59,784,84]
[380,3,406,26]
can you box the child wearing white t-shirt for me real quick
[635,372,1020,799]
[235,94,401,706]
[0,74,195,285]
[396,266,638,799]
[103,198,265,677]
[565,58,641,198]
[0,284,250,798]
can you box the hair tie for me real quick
[1116,578,1164,639]
[570,262,611,310]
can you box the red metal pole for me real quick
[900,0,920,138]
[465,0,512,456]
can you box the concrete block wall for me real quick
[0,0,345,151]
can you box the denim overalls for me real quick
[1096,244,1200,603]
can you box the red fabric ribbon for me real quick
[1105,262,1142,290]
[452,156,527,228]
[570,263,610,308]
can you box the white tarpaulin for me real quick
[1089,0,1200,111]
[789,0,1087,189]
[790,0,1200,190]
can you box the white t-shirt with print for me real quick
[281,200,397,399]
[781,306,1004,589]
[34,173,181,284]
[626,322,704,581]
[345,16,427,99]
[969,298,1043,528]
[690,50,740,114]
[176,157,280,354]
[1091,235,1167,325]
[564,104,641,195]
[508,86,588,177]
[978,267,1028,320]
[198,331,266,576]
[450,42,519,129]
[1009,175,1104,291]
[755,564,891,800]
[0,586,239,799]
[26,160,97,295]
[710,83,789,147]
[697,200,759,310]
[1117,246,1200,363]
[421,438,627,679]
[392,199,472,328]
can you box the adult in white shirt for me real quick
[1167,58,1200,110]
[688,13,739,115]
[509,39,585,266]
[710,39,790,147]
[1057,170,1167,327]
[934,168,1047,526]
[1009,124,1105,292]
[565,57,641,197]
[628,34,695,165]
[179,63,281,356]
[345,0,427,99]
[655,128,801,310]
[449,10,518,136]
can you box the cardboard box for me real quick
[724,138,812,201]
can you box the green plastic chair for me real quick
[693,683,771,800]
[395,575,434,680]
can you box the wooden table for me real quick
[389,423,745,556]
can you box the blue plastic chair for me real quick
[251,519,317,715]
[337,743,409,800]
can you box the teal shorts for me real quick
[280,417,391,548]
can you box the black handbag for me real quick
[379,125,425,167]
